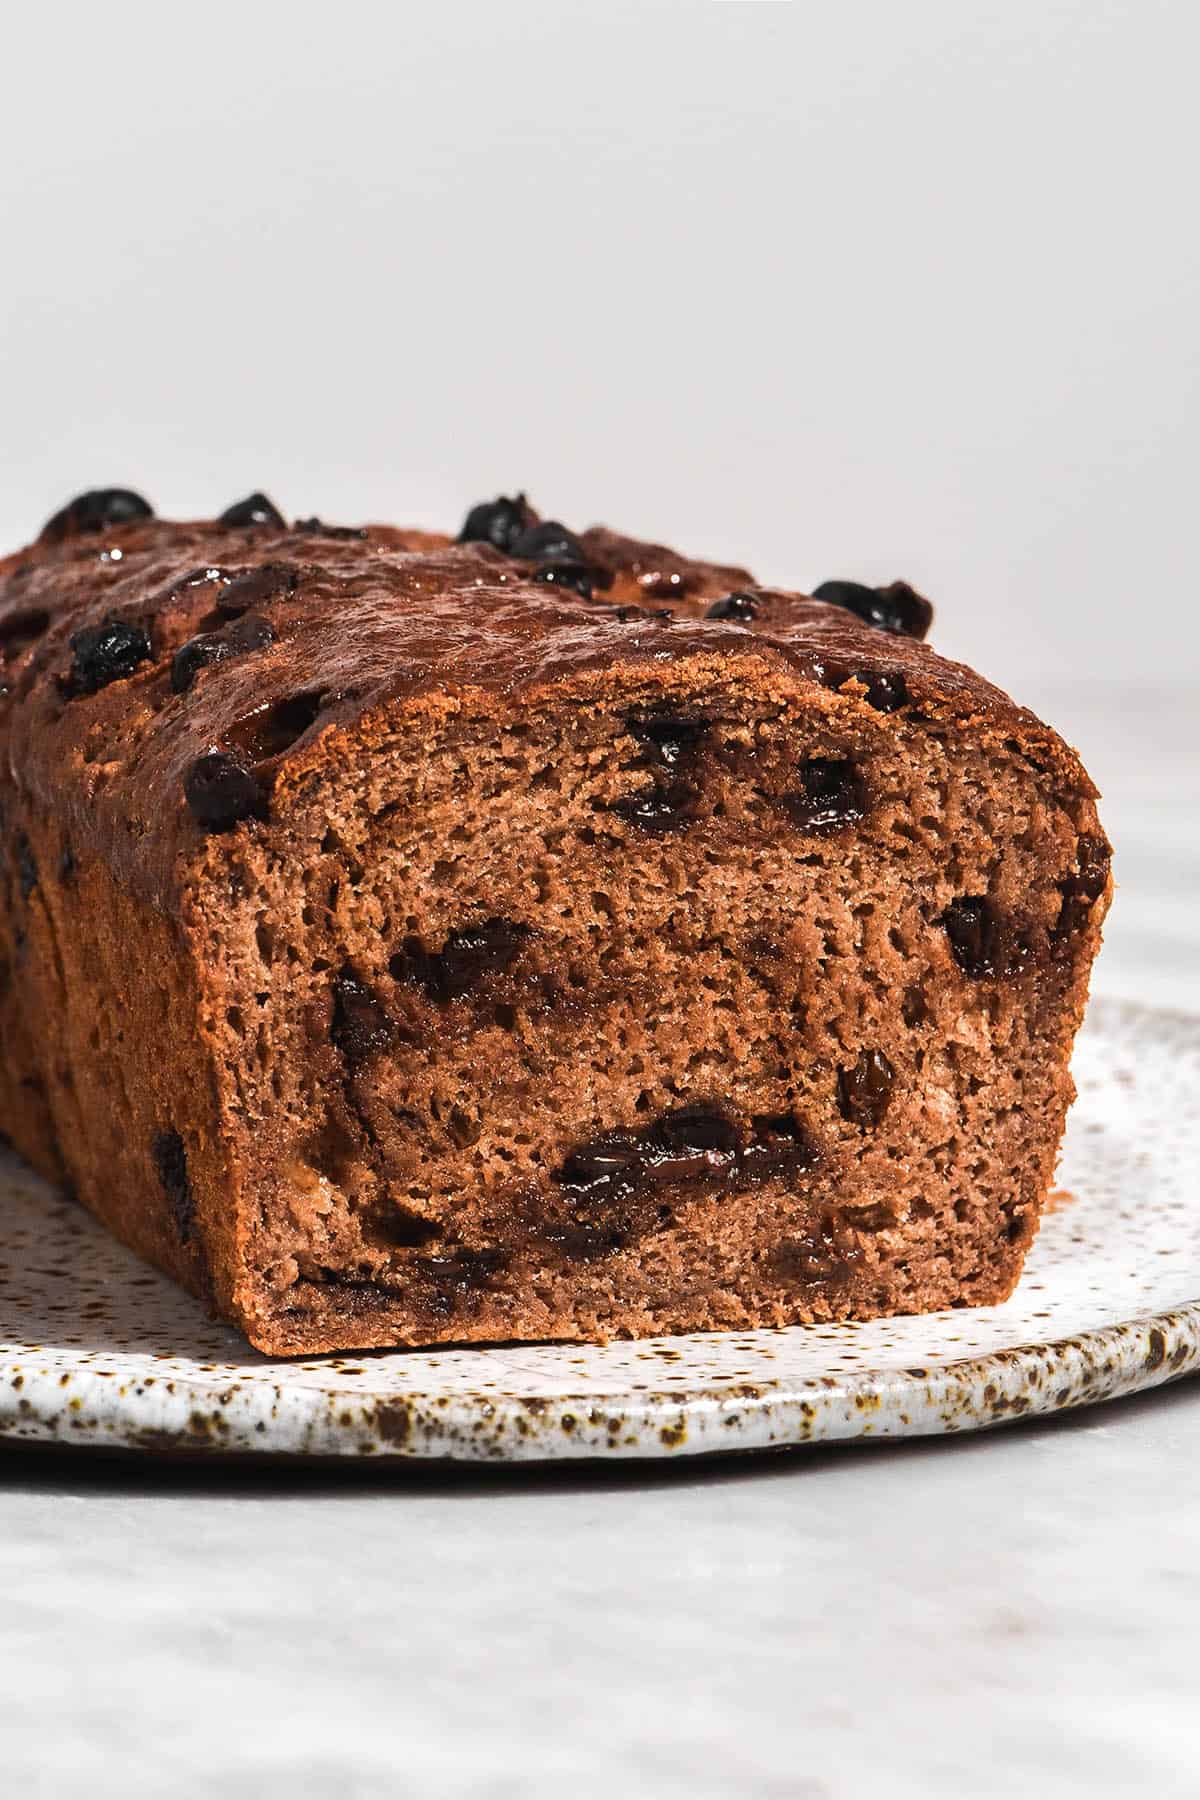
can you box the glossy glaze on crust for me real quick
[0,506,1093,912]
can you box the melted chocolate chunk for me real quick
[331,969,394,1065]
[392,917,531,1003]
[65,616,153,696]
[782,759,866,834]
[216,562,300,617]
[226,690,324,761]
[152,1129,194,1242]
[40,489,154,545]
[705,591,758,622]
[837,1050,895,1127]
[457,494,533,553]
[14,832,37,899]
[642,1106,740,1185]
[183,751,266,831]
[772,1216,856,1288]
[627,714,711,767]
[171,614,275,693]
[218,492,285,529]
[611,781,700,833]
[940,897,1033,980]
[614,604,674,625]
[813,579,933,640]
[556,1131,644,1207]
[1053,835,1112,941]
[742,1111,820,1179]
[510,520,586,564]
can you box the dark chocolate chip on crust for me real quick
[705,591,759,622]
[183,751,267,831]
[813,579,933,640]
[65,617,153,697]
[218,493,285,529]
[40,489,154,545]
[171,614,275,693]
[458,494,533,553]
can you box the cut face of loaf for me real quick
[0,494,1111,1354]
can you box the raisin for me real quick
[15,833,37,899]
[171,614,275,693]
[611,781,700,833]
[510,520,587,564]
[65,616,152,696]
[216,563,299,617]
[183,751,266,831]
[813,578,932,640]
[627,715,711,767]
[331,969,394,1065]
[705,591,758,622]
[152,1129,194,1242]
[457,494,533,553]
[837,1050,895,1126]
[218,493,285,529]
[392,917,530,1003]
[782,758,866,833]
[292,517,368,540]
[40,489,154,544]
[1053,835,1112,941]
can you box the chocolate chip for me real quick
[611,781,700,833]
[837,1050,895,1127]
[14,833,37,899]
[859,671,908,712]
[40,489,154,545]
[782,758,866,833]
[392,917,531,1004]
[218,493,285,529]
[216,562,300,617]
[152,1130,194,1242]
[813,579,933,640]
[457,494,533,553]
[183,751,266,831]
[65,616,153,696]
[510,520,587,564]
[705,591,758,622]
[331,968,394,1065]
[171,614,275,693]
[292,517,368,540]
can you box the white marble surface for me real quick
[2,682,1199,1799]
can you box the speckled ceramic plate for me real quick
[1,996,1197,1463]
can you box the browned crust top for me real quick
[0,505,1095,909]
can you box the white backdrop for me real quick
[2,0,1197,694]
